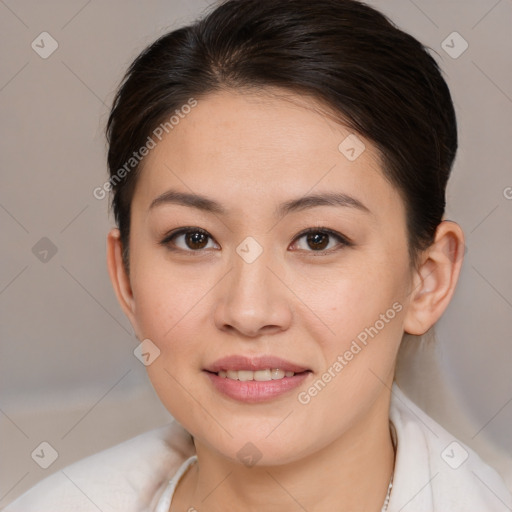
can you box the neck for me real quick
[172,390,395,512]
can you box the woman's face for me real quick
[117,90,416,465]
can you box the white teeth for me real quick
[254,369,272,381]
[237,370,253,382]
[270,369,285,380]
[217,369,296,381]
[227,370,238,380]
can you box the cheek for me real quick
[128,261,216,405]
[131,270,212,425]
[129,245,211,345]
[295,257,408,345]
[292,268,406,426]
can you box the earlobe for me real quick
[403,221,465,336]
[106,228,137,325]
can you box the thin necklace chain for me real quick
[381,420,397,511]
[381,472,394,512]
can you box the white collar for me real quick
[387,383,512,511]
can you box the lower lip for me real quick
[205,371,311,403]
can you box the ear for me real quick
[403,220,465,336]
[106,228,140,338]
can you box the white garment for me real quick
[154,455,197,512]
[4,384,512,511]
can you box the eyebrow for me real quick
[148,189,371,217]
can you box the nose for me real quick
[213,248,293,338]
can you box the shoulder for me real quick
[2,421,195,512]
[389,384,512,512]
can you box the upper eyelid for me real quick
[292,227,353,246]
[163,226,212,240]
[296,227,342,238]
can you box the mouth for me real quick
[203,355,312,403]
[213,368,300,381]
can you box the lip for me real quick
[205,371,310,403]
[203,355,311,403]
[204,355,310,373]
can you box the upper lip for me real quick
[205,355,310,373]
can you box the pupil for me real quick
[307,232,328,250]
[186,231,208,249]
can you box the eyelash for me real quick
[160,226,353,255]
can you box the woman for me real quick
[6,0,511,510]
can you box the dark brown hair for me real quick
[106,0,457,272]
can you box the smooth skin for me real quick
[107,89,465,512]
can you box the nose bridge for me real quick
[230,244,275,306]
[214,241,292,336]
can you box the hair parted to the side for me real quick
[106,0,457,274]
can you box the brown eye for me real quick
[161,227,219,252]
[185,231,209,249]
[290,228,352,253]
[306,232,329,250]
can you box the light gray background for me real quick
[1,0,511,505]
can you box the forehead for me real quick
[132,89,403,219]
